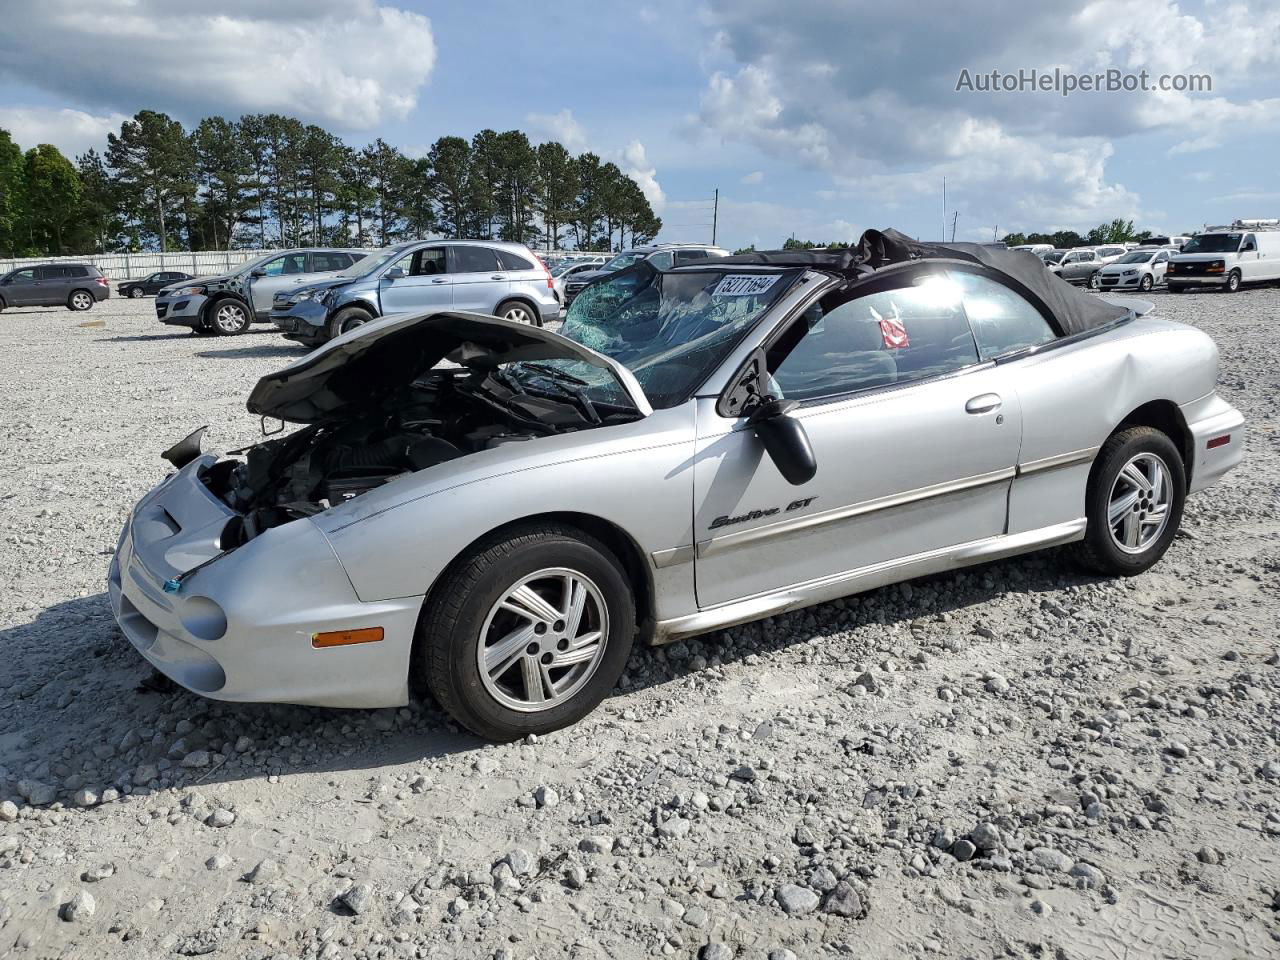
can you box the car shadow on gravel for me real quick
[97,332,201,343]
[194,341,307,361]
[0,592,484,800]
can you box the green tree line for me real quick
[0,110,663,258]
[1001,219,1196,249]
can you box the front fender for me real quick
[315,405,699,618]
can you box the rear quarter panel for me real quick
[1005,316,1219,534]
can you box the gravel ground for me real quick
[0,289,1278,960]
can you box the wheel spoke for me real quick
[1121,512,1141,547]
[501,584,560,624]
[520,656,547,703]
[1121,462,1152,494]
[1109,489,1140,524]
[1150,464,1165,504]
[484,623,534,678]
[1141,504,1169,527]
[563,577,587,638]
[551,634,601,668]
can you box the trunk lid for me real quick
[247,309,653,423]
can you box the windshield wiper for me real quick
[517,362,589,386]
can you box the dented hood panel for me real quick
[247,310,652,423]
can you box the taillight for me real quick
[534,254,553,288]
[95,276,108,287]
[1207,434,1231,449]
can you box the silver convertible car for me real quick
[110,229,1245,741]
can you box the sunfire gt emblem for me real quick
[709,496,818,530]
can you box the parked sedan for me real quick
[1048,248,1105,287]
[111,228,1243,741]
[1098,248,1174,292]
[118,271,192,299]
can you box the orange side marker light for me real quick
[312,627,384,648]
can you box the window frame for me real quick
[448,245,502,274]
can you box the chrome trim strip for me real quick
[652,518,1086,644]
[650,545,695,569]
[695,467,1016,558]
[1016,446,1098,477]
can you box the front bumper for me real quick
[156,293,208,327]
[1098,274,1145,289]
[1165,273,1227,287]
[108,456,421,708]
[272,299,331,343]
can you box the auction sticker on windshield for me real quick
[714,274,780,297]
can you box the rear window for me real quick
[496,249,536,271]
[311,252,352,272]
[452,246,501,273]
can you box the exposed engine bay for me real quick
[203,366,636,546]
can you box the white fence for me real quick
[0,247,611,281]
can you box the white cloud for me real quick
[692,0,1280,233]
[525,108,588,152]
[0,107,129,156]
[740,170,763,184]
[0,0,435,130]
[619,140,666,210]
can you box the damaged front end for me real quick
[192,310,651,548]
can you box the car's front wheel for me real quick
[68,290,94,311]
[1073,426,1185,576]
[327,306,374,341]
[1139,274,1154,292]
[129,286,145,298]
[208,299,250,335]
[416,523,636,741]
[1224,270,1241,293]
[1087,271,1101,290]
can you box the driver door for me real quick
[3,268,39,306]
[692,271,1022,609]
[378,246,452,315]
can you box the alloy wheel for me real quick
[130,287,144,298]
[214,302,247,333]
[476,567,609,712]
[340,316,368,335]
[71,292,93,310]
[1107,452,1172,554]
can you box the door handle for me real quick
[490,274,506,280]
[431,278,448,284]
[965,393,1002,415]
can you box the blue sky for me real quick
[1,0,1278,251]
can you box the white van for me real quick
[1167,226,1280,292]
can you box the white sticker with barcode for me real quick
[713,274,779,297]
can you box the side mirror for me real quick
[748,397,817,486]
[250,268,267,278]
[385,267,405,280]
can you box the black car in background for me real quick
[118,271,192,299]
[0,263,110,311]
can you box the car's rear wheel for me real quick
[496,299,541,327]
[68,290,94,311]
[208,299,250,335]
[1139,274,1154,292]
[1073,426,1185,577]
[129,286,145,298]
[1224,270,1241,293]
[327,306,374,341]
[416,523,636,741]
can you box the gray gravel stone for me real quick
[775,883,819,914]
[60,890,95,922]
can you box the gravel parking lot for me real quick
[1,288,1277,959]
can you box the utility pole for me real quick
[941,176,946,242]
[712,189,719,246]
[951,211,959,243]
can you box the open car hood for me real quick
[247,310,653,423]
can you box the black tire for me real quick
[1169,284,1186,293]
[129,286,145,298]
[1087,271,1101,290]
[495,299,541,327]
[1224,270,1241,293]
[1139,274,1153,292]
[206,298,250,335]
[1072,426,1185,577]
[416,522,636,741]
[327,305,374,341]
[67,289,94,311]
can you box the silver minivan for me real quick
[271,240,559,346]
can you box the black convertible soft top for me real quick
[714,228,1130,337]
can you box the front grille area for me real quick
[156,303,168,318]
